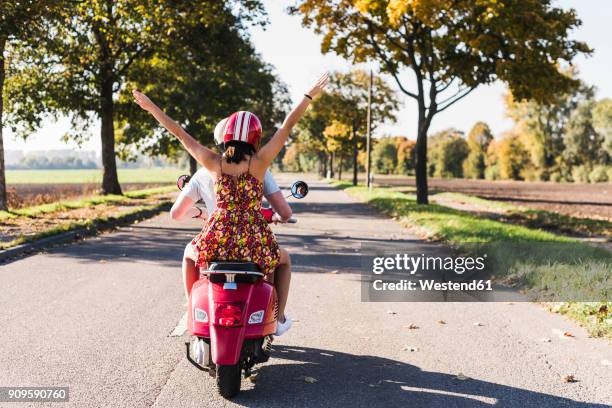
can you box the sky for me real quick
[4,0,611,154]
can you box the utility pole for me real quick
[365,69,373,188]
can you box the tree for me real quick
[504,72,593,178]
[463,122,493,179]
[563,100,608,170]
[291,0,591,203]
[396,138,416,175]
[115,5,288,175]
[496,131,531,180]
[290,70,398,182]
[372,136,398,175]
[593,98,612,159]
[0,0,64,210]
[8,0,266,194]
[327,70,398,185]
[293,92,339,177]
[428,129,469,178]
[323,119,352,179]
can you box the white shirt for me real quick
[179,168,280,219]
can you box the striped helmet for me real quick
[222,111,262,146]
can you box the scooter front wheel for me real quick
[216,364,241,399]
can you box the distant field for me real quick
[340,173,612,221]
[6,168,186,184]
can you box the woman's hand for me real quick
[132,90,157,112]
[306,73,329,99]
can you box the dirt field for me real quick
[358,174,612,221]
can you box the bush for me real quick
[589,165,609,183]
[571,165,590,183]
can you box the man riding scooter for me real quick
[170,118,294,335]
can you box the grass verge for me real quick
[432,192,611,238]
[0,186,174,221]
[0,186,175,251]
[334,182,611,338]
[0,201,171,251]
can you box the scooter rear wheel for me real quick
[216,364,241,399]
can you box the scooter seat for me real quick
[208,261,261,273]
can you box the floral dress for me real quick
[192,160,280,274]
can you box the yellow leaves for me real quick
[386,0,411,25]
[324,120,352,152]
[324,120,351,139]
[355,0,395,16]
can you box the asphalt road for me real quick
[0,176,610,408]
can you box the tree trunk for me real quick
[100,75,122,195]
[338,155,343,180]
[415,108,430,204]
[329,152,335,179]
[189,156,198,175]
[322,153,327,177]
[352,125,358,186]
[0,37,7,211]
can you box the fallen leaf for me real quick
[454,373,470,381]
[473,322,484,327]
[563,332,574,338]
[403,346,418,352]
[563,375,577,383]
[304,376,318,384]
[552,328,572,339]
[404,324,419,329]
[387,311,397,315]
[437,320,447,325]
[539,338,552,343]
[247,373,258,383]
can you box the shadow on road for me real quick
[235,345,605,408]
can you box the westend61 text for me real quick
[372,279,493,292]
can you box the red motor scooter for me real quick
[176,176,308,399]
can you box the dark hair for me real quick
[223,140,256,164]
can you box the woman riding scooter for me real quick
[170,117,295,335]
[132,73,329,331]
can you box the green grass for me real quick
[433,192,520,212]
[433,192,611,238]
[6,168,186,184]
[334,182,612,338]
[0,201,171,250]
[0,185,174,222]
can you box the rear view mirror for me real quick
[177,174,191,191]
[290,181,309,199]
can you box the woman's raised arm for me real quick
[132,90,218,171]
[257,73,329,166]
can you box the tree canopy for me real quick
[291,0,591,203]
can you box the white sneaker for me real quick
[275,315,293,336]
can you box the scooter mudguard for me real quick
[188,276,277,366]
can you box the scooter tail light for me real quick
[215,302,244,327]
